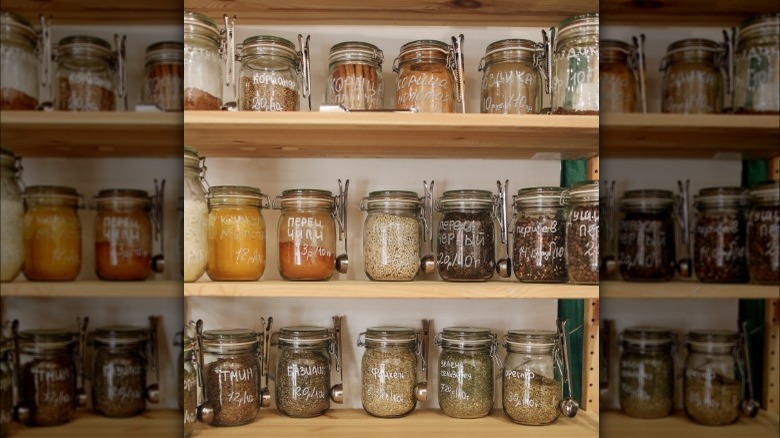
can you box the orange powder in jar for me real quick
[208,206,266,281]
[278,241,335,280]
[94,191,153,281]
[23,205,82,281]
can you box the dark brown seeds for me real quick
[205,356,260,426]
[618,212,676,281]
[747,205,780,283]
[92,354,146,417]
[437,210,495,281]
[694,213,748,283]
[22,357,76,426]
[566,205,599,283]
[513,214,567,282]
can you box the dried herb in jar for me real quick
[619,351,674,418]
[503,373,561,425]
[361,341,417,418]
[684,372,741,426]
[205,355,260,426]
[276,349,330,418]
[93,354,145,417]
[438,350,493,418]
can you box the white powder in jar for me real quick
[0,198,24,281]
[183,198,208,281]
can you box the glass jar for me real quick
[619,327,675,418]
[661,39,725,114]
[0,337,12,437]
[684,330,743,426]
[435,327,498,419]
[734,13,780,114]
[501,330,563,425]
[239,35,301,112]
[436,190,497,281]
[55,35,116,111]
[276,189,337,280]
[360,190,422,281]
[18,329,77,426]
[565,181,599,284]
[143,41,184,111]
[357,327,420,418]
[394,40,456,113]
[91,326,149,417]
[184,11,223,110]
[272,326,333,418]
[94,189,153,281]
[23,185,82,281]
[183,331,197,438]
[326,41,384,110]
[207,185,269,281]
[202,328,261,426]
[479,39,543,114]
[600,40,636,113]
[748,181,779,283]
[617,190,677,281]
[0,12,39,109]
[694,187,748,283]
[0,147,23,282]
[552,13,600,114]
[184,146,208,282]
[512,187,568,282]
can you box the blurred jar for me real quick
[94,189,153,281]
[326,41,384,110]
[183,11,223,110]
[479,39,543,114]
[394,40,455,113]
[143,41,184,111]
[91,326,150,417]
[693,187,748,283]
[552,13,600,114]
[619,327,675,418]
[747,181,780,283]
[238,35,301,112]
[0,12,39,110]
[661,39,725,114]
[0,147,24,282]
[183,146,208,282]
[0,336,12,437]
[734,13,779,114]
[55,35,116,111]
[565,181,599,284]
[600,40,636,113]
[617,190,677,282]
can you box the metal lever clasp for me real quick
[675,179,692,277]
[419,180,436,274]
[259,317,273,408]
[489,332,504,380]
[541,28,556,96]
[113,34,128,111]
[600,180,617,275]
[631,34,647,113]
[10,320,30,424]
[219,15,237,110]
[721,28,736,110]
[37,14,53,110]
[298,34,312,111]
[556,319,580,418]
[448,34,466,113]
[334,179,350,274]
[329,315,344,404]
[146,315,161,404]
[150,179,166,274]
[415,319,431,402]
[194,319,214,423]
[738,321,761,417]
[495,179,512,277]
[76,316,89,407]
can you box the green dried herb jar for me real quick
[272,326,332,418]
[619,326,675,418]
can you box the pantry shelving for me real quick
[0,0,180,24]
[8,410,181,438]
[0,280,181,298]
[600,0,779,26]
[600,411,780,438]
[599,281,780,299]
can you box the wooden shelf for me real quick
[193,408,598,437]
[600,280,780,299]
[184,0,598,26]
[600,0,779,27]
[9,410,180,437]
[184,112,598,159]
[600,114,780,159]
[184,280,598,299]
[0,111,181,158]
[0,280,181,298]
[1,0,180,24]
[601,410,779,438]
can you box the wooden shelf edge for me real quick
[0,280,181,298]
[600,410,779,438]
[600,280,780,299]
[1,0,180,25]
[9,409,180,437]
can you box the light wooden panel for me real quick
[766,299,780,414]
[600,0,779,26]
[9,410,180,437]
[582,299,599,412]
[769,156,780,182]
[0,280,181,298]
[1,0,180,24]
[600,281,780,299]
[600,410,779,437]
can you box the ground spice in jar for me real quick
[93,354,145,417]
[364,213,420,281]
[437,327,495,419]
[513,209,567,283]
[240,76,298,112]
[144,42,184,111]
[619,350,674,418]
[395,40,455,113]
[22,356,76,425]
[184,87,222,110]
[566,204,600,284]
[205,355,260,426]
[276,346,330,418]
[1,88,37,110]
[360,328,418,418]
[503,373,561,425]
[694,189,748,283]
[57,78,115,111]
[279,241,335,280]
[437,191,497,281]
[618,212,676,281]
[684,372,741,425]
[747,182,779,284]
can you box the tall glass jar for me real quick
[201,328,261,426]
[143,41,184,111]
[619,327,675,418]
[501,330,563,425]
[326,41,384,110]
[0,147,24,282]
[661,39,725,113]
[360,190,422,281]
[600,40,635,113]
[734,13,780,114]
[55,35,116,111]
[552,13,600,114]
[184,146,208,282]
[239,35,301,112]
[357,327,420,418]
[512,187,568,282]
[0,12,39,109]
[272,326,333,418]
[276,189,337,280]
[479,39,543,114]
[565,181,599,284]
[436,190,496,281]
[23,185,82,281]
[207,185,269,281]
[694,187,748,283]
[0,336,12,437]
[618,190,677,281]
[183,11,223,110]
[94,189,152,281]
[435,327,498,419]
[183,330,197,438]
[748,181,779,283]
[91,326,149,417]
[394,40,455,113]
[684,330,743,426]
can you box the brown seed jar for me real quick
[91,326,148,418]
[617,190,677,281]
[600,40,636,113]
[565,181,599,283]
[436,190,497,281]
[394,40,455,113]
[273,326,332,418]
[358,327,419,418]
[748,181,780,283]
[55,35,116,111]
[512,187,568,282]
[694,187,748,283]
[239,36,300,112]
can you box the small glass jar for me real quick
[91,326,149,417]
[684,330,743,426]
[23,185,82,281]
[694,187,748,283]
[618,190,677,281]
[358,327,420,418]
[661,39,725,114]
[436,190,497,281]
[734,13,780,114]
[552,13,600,114]
[183,146,208,282]
[18,329,77,426]
[565,181,599,284]
[512,187,568,282]
[207,185,269,281]
[272,326,333,418]
[0,336,12,437]
[394,40,455,113]
[501,330,563,425]
[619,327,675,418]
[183,331,197,438]
[326,41,384,110]
[0,12,39,109]
[360,190,422,281]
[143,41,184,111]
[94,189,153,281]
[479,39,543,114]
[435,327,498,419]
[600,40,636,113]
[239,35,300,112]
[0,147,24,282]
[276,189,337,280]
[55,35,116,111]
[748,181,779,283]
[202,328,261,426]
[184,11,223,110]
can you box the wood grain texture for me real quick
[0,280,181,298]
[601,410,779,437]
[769,156,780,182]
[600,0,779,26]
[600,280,780,299]
[582,299,599,413]
[1,0,180,24]
[587,156,599,180]
[8,410,180,437]
[766,299,780,414]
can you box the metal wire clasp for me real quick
[298,34,312,111]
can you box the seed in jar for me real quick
[513,214,567,282]
[437,210,496,281]
[240,76,298,112]
[684,372,740,425]
[92,355,146,417]
[619,351,673,418]
[361,345,417,417]
[747,205,779,284]
[566,205,599,283]
[502,372,561,425]
[618,213,676,281]
[438,350,493,418]
[22,357,76,425]
[205,356,260,425]
[276,349,330,418]
[364,213,420,281]
[694,213,748,282]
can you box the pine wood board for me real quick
[9,410,181,437]
[583,299,600,412]
[600,280,780,299]
[766,299,780,414]
[600,0,779,26]
[0,280,181,298]
[1,0,181,24]
[600,410,779,438]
